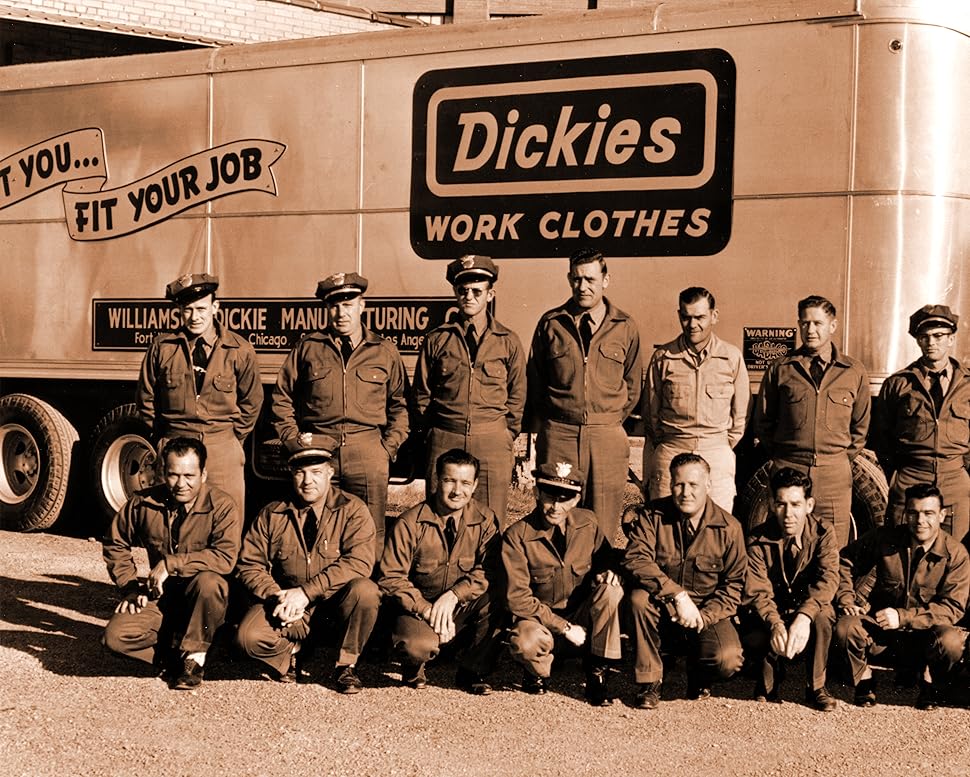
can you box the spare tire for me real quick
[738,449,889,539]
[89,404,157,523]
[0,394,78,532]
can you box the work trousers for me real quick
[391,592,500,675]
[330,429,390,550]
[508,580,624,678]
[887,465,970,542]
[160,429,245,513]
[425,422,514,526]
[628,587,744,685]
[740,604,835,693]
[833,615,966,686]
[772,456,852,547]
[646,439,737,513]
[102,571,229,664]
[236,577,380,676]
[537,420,629,546]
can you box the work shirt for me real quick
[644,333,749,448]
[379,498,500,616]
[236,487,376,602]
[754,343,870,463]
[837,525,970,630]
[526,298,641,427]
[270,327,409,457]
[623,497,747,627]
[503,507,614,635]
[873,358,970,476]
[412,314,526,436]
[136,321,263,441]
[103,483,242,595]
[744,515,839,629]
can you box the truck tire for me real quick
[0,394,78,532]
[738,450,889,539]
[90,404,157,522]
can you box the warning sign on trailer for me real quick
[743,327,797,371]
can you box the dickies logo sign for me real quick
[410,49,736,259]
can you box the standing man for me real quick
[742,468,839,711]
[379,448,501,694]
[526,248,641,545]
[102,437,242,690]
[644,286,749,511]
[873,304,970,540]
[412,255,526,523]
[137,273,263,513]
[503,461,624,706]
[271,272,409,547]
[624,453,747,709]
[236,434,380,693]
[754,295,871,547]
[834,483,969,710]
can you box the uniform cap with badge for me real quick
[166,273,219,305]
[908,304,959,337]
[286,432,338,467]
[533,461,586,500]
[446,255,498,286]
[316,272,368,303]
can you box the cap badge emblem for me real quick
[555,462,572,478]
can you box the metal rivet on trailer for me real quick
[889,39,903,52]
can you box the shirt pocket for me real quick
[530,564,558,602]
[945,397,970,447]
[824,388,854,433]
[596,341,626,390]
[479,357,508,407]
[691,555,724,596]
[898,395,933,442]
[355,365,389,411]
[159,367,187,413]
[305,368,336,414]
[662,380,692,417]
[778,381,809,434]
[700,383,734,427]
[212,373,236,393]
[434,352,463,403]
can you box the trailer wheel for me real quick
[738,449,889,539]
[90,404,157,521]
[0,394,78,532]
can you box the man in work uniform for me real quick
[873,304,970,540]
[526,248,641,545]
[137,273,263,513]
[412,255,526,524]
[271,272,409,548]
[742,468,839,711]
[754,294,871,547]
[102,437,242,690]
[624,453,747,710]
[379,448,501,694]
[236,433,380,693]
[834,483,970,710]
[643,286,749,511]
[503,461,624,706]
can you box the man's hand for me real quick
[673,592,705,632]
[769,622,788,655]
[875,607,900,631]
[429,590,459,644]
[273,588,310,626]
[842,603,867,617]
[147,560,169,599]
[785,613,812,659]
[115,591,148,614]
[563,623,587,647]
[594,570,622,587]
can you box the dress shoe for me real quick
[635,682,661,710]
[171,657,204,690]
[521,671,547,695]
[334,664,363,694]
[401,662,427,690]
[916,683,941,711]
[455,668,492,696]
[279,653,298,684]
[806,686,837,712]
[854,678,877,708]
[584,660,614,707]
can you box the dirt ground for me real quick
[3,524,970,777]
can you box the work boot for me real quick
[171,656,204,690]
[805,686,837,712]
[334,664,363,694]
[521,670,547,695]
[853,678,877,708]
[455,667,492,696]
[401,662,427,690]
[916,682,941,711]
[634,682,661,710]
[686,670,713,701]
[583,656,614,707]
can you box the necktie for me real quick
[340,337,354,365]
[809,355,825,388]
[911,545,926,573]
[579,313,594,355]
[464,327,479,365]
[444,516,458,552]
[302,508,318,551]
[785,541,799,579]
[191,338,208,395]
[552,527,567,559]
[929,371,945,414]
[170,504,187,550]
[682,520,697,548]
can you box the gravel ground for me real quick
[3,528,970,777]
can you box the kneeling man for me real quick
[742,468,839,710]
[379,448,501,693]
[236,434,380,693]
[624,452,747,709]
[102,437,242,690]
[503,461,624,706]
